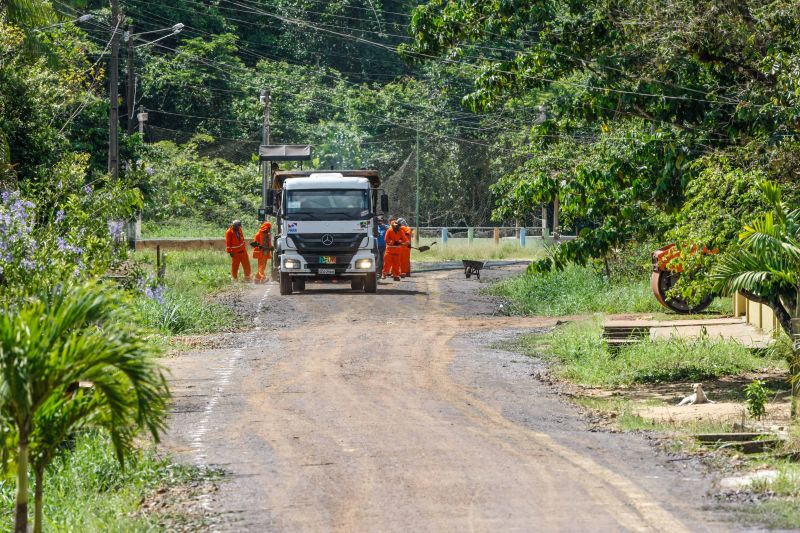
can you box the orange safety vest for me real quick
[252,222,272,259]
[225,226,247,254]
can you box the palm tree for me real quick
[0,283,170,533]
[713,180,800,414]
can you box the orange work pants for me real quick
[400,245,411,277]
[254,255,270,282]
[383,246,402,279]
[231,251,251,280]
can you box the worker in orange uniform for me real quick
[383,219,409,281]
[251,220,272,283]
[397,218,413,277]
[225,220,251,281]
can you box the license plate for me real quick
[320,256,337,264]
[318,268,335,275]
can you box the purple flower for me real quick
[144,284,167,305]
[83,184,93,195]
[56,237,83,256]
[55,210,65,223]
[1,191,12,205]
[146,166,155,176]
[20,259,35,271]
[107,220,125,240]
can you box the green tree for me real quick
[0,283,169,533]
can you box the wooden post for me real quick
[467,227,474,245]
[493,227,500,245]
[441,227,448,245]
[519,227,526,247]
[156,245,162,283]
[553,195,560,241]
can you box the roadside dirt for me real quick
[162,263,759,532]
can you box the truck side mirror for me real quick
[258,207,271,220]
[267,189,275,207]
[380,193,389,213]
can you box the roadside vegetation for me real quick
[0,432,212,532]
[513,319,781,388]
[131,251,241,336]
[490,264,731,316]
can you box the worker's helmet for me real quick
[397,218,408,226]
[232,219,242,228]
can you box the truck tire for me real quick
[279,272,293,295]
[364,272,377,293]
[350,277,364,291]
[271,260,279,282]
[292,278,305,292]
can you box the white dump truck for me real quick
[266,170,388,295]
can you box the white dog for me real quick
[678,383,715,406]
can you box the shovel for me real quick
[410,241,437,253]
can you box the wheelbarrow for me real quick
[462,260,485,280]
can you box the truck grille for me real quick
[289,233,365,253]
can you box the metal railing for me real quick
[414,226,574,246]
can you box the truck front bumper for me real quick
[281,250,376,276]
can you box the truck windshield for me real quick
[284,189,370,221]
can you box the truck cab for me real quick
[270,170,387,295]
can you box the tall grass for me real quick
[489,265,732,316]
[132,250,241,334]
[513,318,782,387]
[489,265,661,315]
[0,432,204,531]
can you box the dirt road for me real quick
[164,266,739,532]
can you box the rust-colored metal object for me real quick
[651,244,714,314]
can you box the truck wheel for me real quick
[292,278,305,292]
[271,258,279,282]
[279,272,293,295]
[364,272,377,293]
[350,277,364,291]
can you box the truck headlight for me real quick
[284,258,301,269]
[355,258,373,269]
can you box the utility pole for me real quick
[261,89,271,215]
[126,24,136,134]
[108,0,120,179]
[414,127,420,245]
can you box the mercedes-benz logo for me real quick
[321,234,334,246]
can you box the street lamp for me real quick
[124,23,184,47]
[33,13,95,31]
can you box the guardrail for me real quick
[134,227,575,251]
